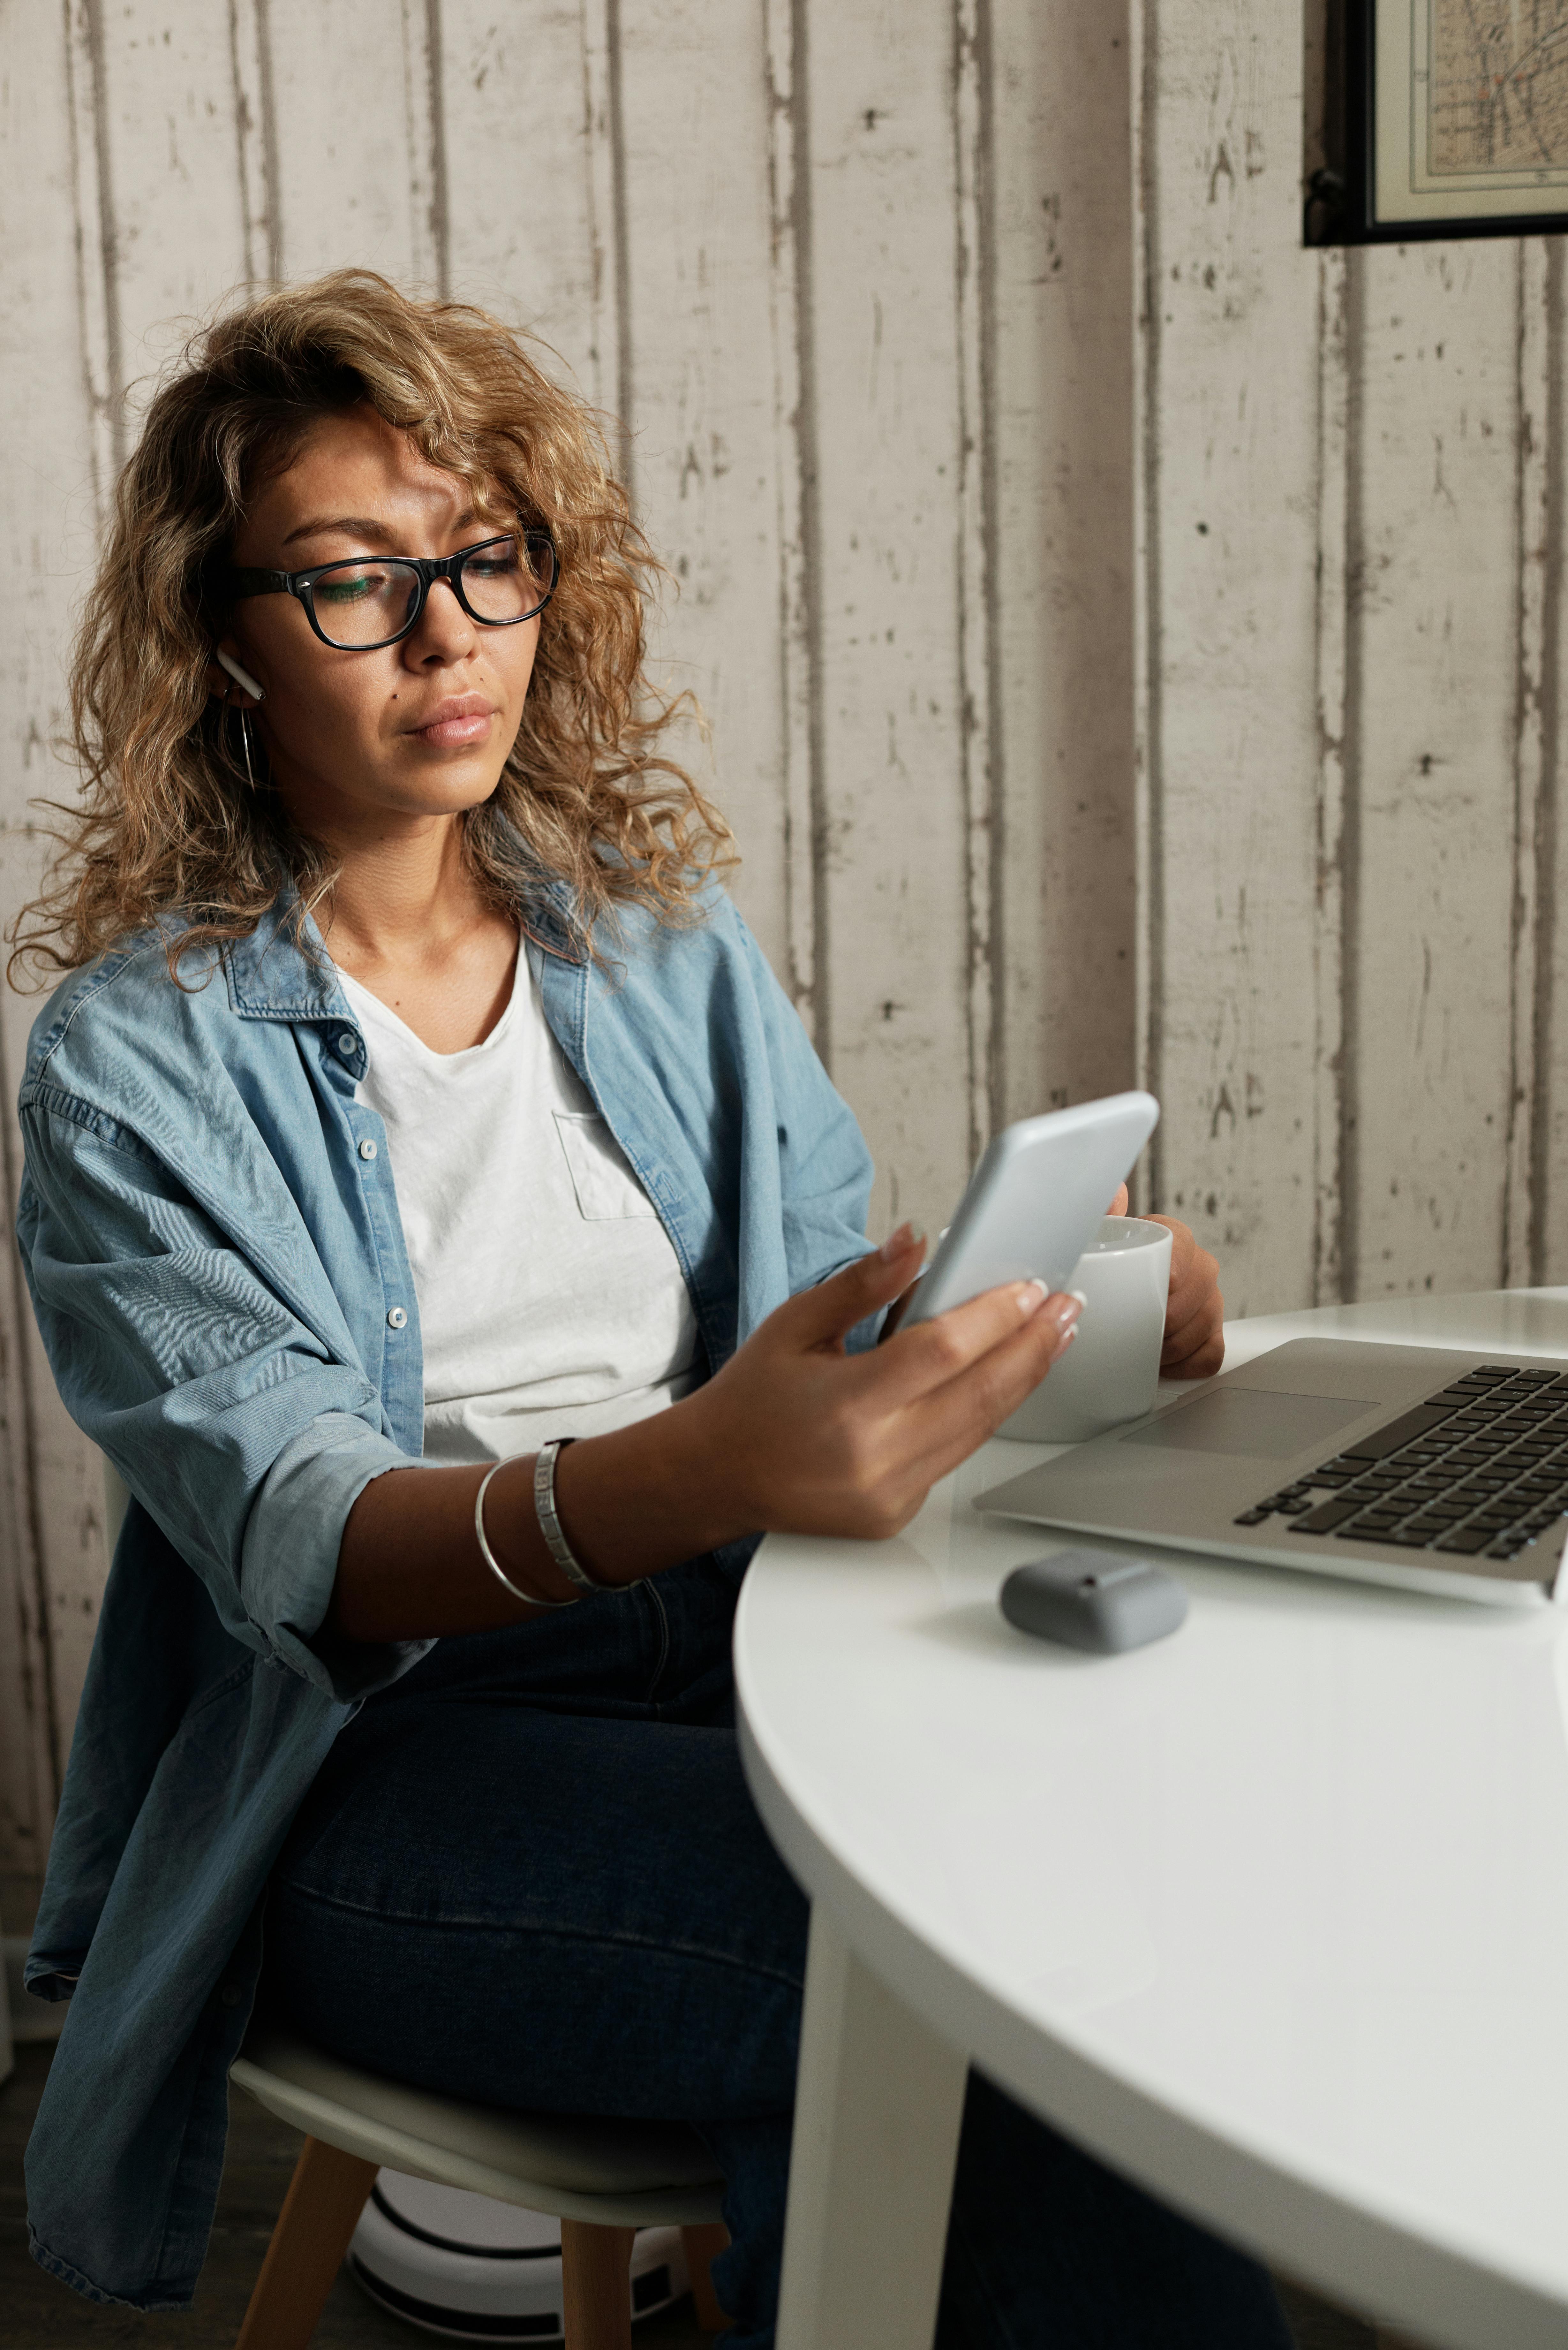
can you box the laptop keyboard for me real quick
[1233,1363,1568,1564]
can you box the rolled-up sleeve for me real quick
[19,1104,427,1701]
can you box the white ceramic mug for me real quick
[999,1215,1173,1444]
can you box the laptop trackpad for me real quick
[1119,1388,1377,1461]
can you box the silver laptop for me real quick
[976,1338,1568,1605]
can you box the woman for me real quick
[14,272,1271,2345]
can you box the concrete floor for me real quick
[1,2041,1389,2349]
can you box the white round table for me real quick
[735,1291,1568,2350]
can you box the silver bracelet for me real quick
[534,1438,627,1594]
[474,1459,577,1609]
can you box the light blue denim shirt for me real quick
[16,880,875,2309]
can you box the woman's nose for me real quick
[403,576,476,664]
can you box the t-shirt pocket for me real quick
[552,1112,658,1221]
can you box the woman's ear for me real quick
[208,641,265,704]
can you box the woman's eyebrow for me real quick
[280,508,479,550]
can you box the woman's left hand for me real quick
[1108,1186,1224,1378]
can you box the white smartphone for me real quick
[902,1091,1160,1325]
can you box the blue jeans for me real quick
[267,1556,1291,2349]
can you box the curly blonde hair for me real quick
[10,269,732,984]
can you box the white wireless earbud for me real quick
[216,648,265,703]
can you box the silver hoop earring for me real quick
[223,700,263,794]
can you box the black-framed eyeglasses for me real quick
[223,529,559,652]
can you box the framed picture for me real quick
[1309,0,1568,244]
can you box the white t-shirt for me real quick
[338,955,699,1466]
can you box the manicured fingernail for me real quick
[1052,1294,1083,1335]
[1068,1289,1089,1310]
[879,1222,925,1261]
[1018,1277,1050,1316]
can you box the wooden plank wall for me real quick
[0,0,1561,1926]
[1140,2,1565,1329]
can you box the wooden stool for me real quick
[230,2024,729,2350]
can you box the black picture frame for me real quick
[1307,0,1568,247]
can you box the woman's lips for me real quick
[417,711,493,747]
[409,697,496,747]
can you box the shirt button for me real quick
[387,1306,408,1330]
[337,1032,358,1057]
[358,1138,378,1161]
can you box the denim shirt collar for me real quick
[220,893,344,1023]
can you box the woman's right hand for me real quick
[335,1227,1080,1640]
[681,1224,1082,1544]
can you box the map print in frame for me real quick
[1374,0,1568,224]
